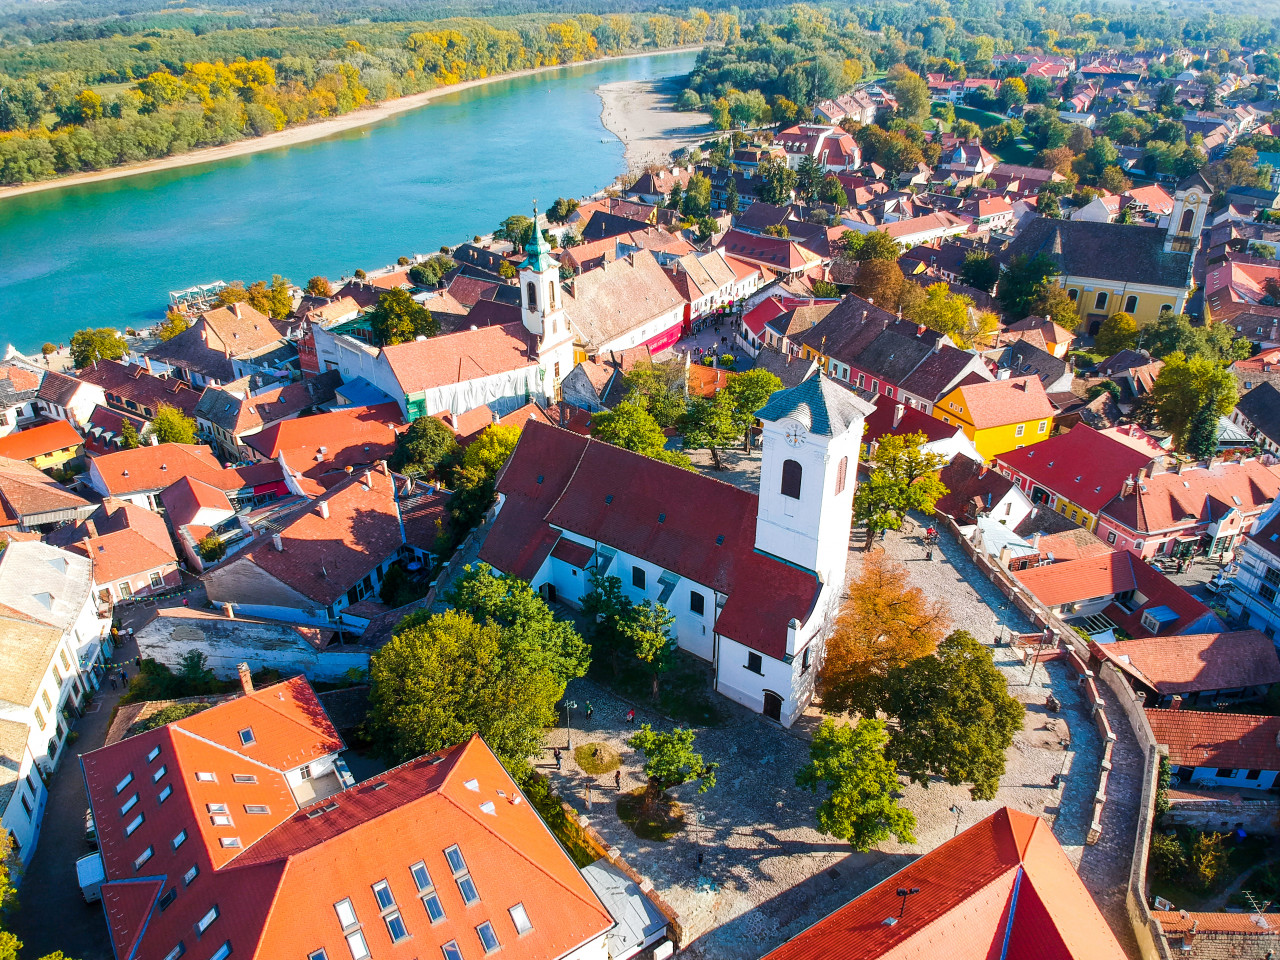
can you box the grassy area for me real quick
[1227,853,1280,908]
[524,774,603,868]
[591,650,722,727]
[954,105,1006,129]
[617,786,684,841]
[575,742,620,774]
[989,138,1038,165]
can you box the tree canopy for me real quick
[853,431,949,546]
[390,415,459,477]
[1147,352,1238,453]
[70,327,127,368]
[996,253,1059,319]
[627,724,717,814]
[796,718,917,851]
[369,288,438,346]
[143,404,197,444]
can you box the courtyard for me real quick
[540,513,1144,959]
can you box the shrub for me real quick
[41,343,56,355]
[197,534,225,562]
[1190,832,1230,891]
[1150,831,1187,881]
[135,702,212,734]
[719,354,736,369]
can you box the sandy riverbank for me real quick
[0,47,703,203]
[597,75,713,170]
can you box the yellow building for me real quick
[0,420,84,472]
[933,375,1056,462]
[998,175,1207,332]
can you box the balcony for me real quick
[291,770,344,806]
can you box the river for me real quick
[0,50,698,353]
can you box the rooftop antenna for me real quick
[883,887,921,925]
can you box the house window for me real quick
[781,459,802,499]
[526,282,537,310]
[477,922,500,954]
[1124,295,1138,313]
[238,728,254,746]
[20,794,32,818]
[445,845,480,904]
[1015,424,1025,437]
[1106,530,1117,544]
[1094,291,1108,311]
[1215,767,1235,778]
[134,847,153,870]
[118,582,133,599]
[1260,584,1277,604]
[632,567,646,590]
[411,861,446,922]
[835,456,848,495]
[746,652,763,674]
[442,942,464,960]
[509,904,533,935]
[801,647,811,673]
[1037,420,1047,434]
[690,591,705,615]
[149,572,163,588]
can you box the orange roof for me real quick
[0,420,82,461]
[1101,459,1280,535]
[246,404,401,481]
[951,376,1055,429]
[49,498,177,582]
[89,443,230,495]
[1005,315,1073,346]
[1098,630,1280,695]
[1147,709,1280,771]
[1155,911,1280,934]
[763,807,1126,960]
[382,322,539,395]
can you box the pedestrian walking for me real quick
[625,708,635,724]
[183,597,189,607]
[585,701,593,721]
[614,770,621,791]
[553,747,562,770]
[109,675,117,690]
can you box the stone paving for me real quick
[540,517,1135,959]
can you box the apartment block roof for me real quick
[763,807,1126,960]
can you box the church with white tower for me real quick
[479,372,873,726]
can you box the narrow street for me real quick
[10,627,139,960]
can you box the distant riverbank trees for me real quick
[0,10,732,185]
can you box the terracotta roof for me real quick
[996,424,1157,514]
[952,376,1055,429]
[763,807,1126,960]
[716,230,822,271]
[0,420,82,461]
[863,394,960,446]
[89,443,230,496]
[1100,459,1280,535]
[1098,630,1280,695]
[76,359,202,418]
[1034,528,1113,560]
[563,250,686,353]
[47,498,177,583]
[1155,911,1280,935]
[742,297,789,337]
[882,210,970,240]
[0,455,90,525]
[480,421,823,659]
[147,303,293,382]
[208,464,404,606]
[35,369,88,407]
[245,404,401,483]
[301,296,360,324]
[381,322,538,395]
[1147,709,1280,771]
[195,372,340,437]
[936,456,1021,519]
[158,475,235,529]
[1014,549,1213,637]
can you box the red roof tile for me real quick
[246,404,401,482]
[382,322,538,395]
[89,443,230,496]
[481,422,821,658]
[951,376,1055,429]
[1101,459,1280,535]
[0,420,82,461]
[1097,630,1280,695]
[1147,709,1280,770]
[763,807,1126,960]
[996,423,1157,514]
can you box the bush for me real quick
[133,702,212,735]
[1190,832,1230,891]
[1150,831,1187,881]
[197,534,225,562]
[719,354,736,369]
[41,343,56,355]
[701,356,715,366]
[1086,380,1121,401]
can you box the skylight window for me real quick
[153,765,167,783]
[207,803,228,814]
[172,830,187,850]
[232,774,257,784]
[158,784,173,803]
[442,942,464,960]
[161,942,184,960]
[115,773,134,794]
[509,903,532,935]
[219,837,240,848]
[445,845,480,904]
[134,846,153,870]
[195,772,216,783]
[121,794,139,815]
[196,906,219,935]
[147,746,161,763]
[209,945,231,960]
[125,813,144,835]
[463,779,480,792]
[411,860,446,922]
[477,921,500,953]
[238,728,255,746]
[372,881,395,911]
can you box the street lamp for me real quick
[563,700,577,751]
[1026,628,1056,687]
[949,804,962,837]
[896,887,921,918]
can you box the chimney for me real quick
[893,403,904,428]
[222,602,235,619]
[1170,694,1183,711]
[272,533,283,552]
[1031,531,1042,552]
[559,404,569,427]
[237,662,253,696]
[1123,475,1134,497]
[999,544,1013,567]
[319,500,330,520]
[448,412,458,429]
[363,469,372,487]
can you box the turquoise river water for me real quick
[0,50,698,352]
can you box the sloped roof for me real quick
[1101,459,1280,534]
[208,464,404,606]
[563,250,686,352]
[36,369,90,407]
[89,442,231,496]
[1001,218,1192,289]
[0,420,82,461]
[1237,382,1280,444]
[996,423,1157,514]
[0,454,91,524]
[480,421,829,659]
[936,456,1021,519]
[381,322,538,395]
[76,359,201,418]
[756,371,875,438]
[863,394,961,446]
[763,807,1126,960]
[899,344,988,403]
[1147,709,1280,771]
[951,376,1055,429]
[245,403,401,483]
[48,498,177,583]
[1099,630,1280,695]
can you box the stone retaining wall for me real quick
[1163,797,1280,834]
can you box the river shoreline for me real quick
[0,46,703,203]
[597,75,713,170]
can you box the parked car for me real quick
[76,853,104,903]
[84,808,96,847]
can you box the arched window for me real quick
[835,456,849,495]
[1094,291,1108,311]
[526,281,537,310]
[781,459,802,499]
[1067,288,1078,302]
[1125,295,1138,313]
[1179,208,1195,233]
[548,284,556,309]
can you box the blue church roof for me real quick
[755,371,874,437]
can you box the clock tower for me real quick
[753,372,873,593]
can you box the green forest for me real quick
[0,10,734,184]
[5,0,1280,186]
